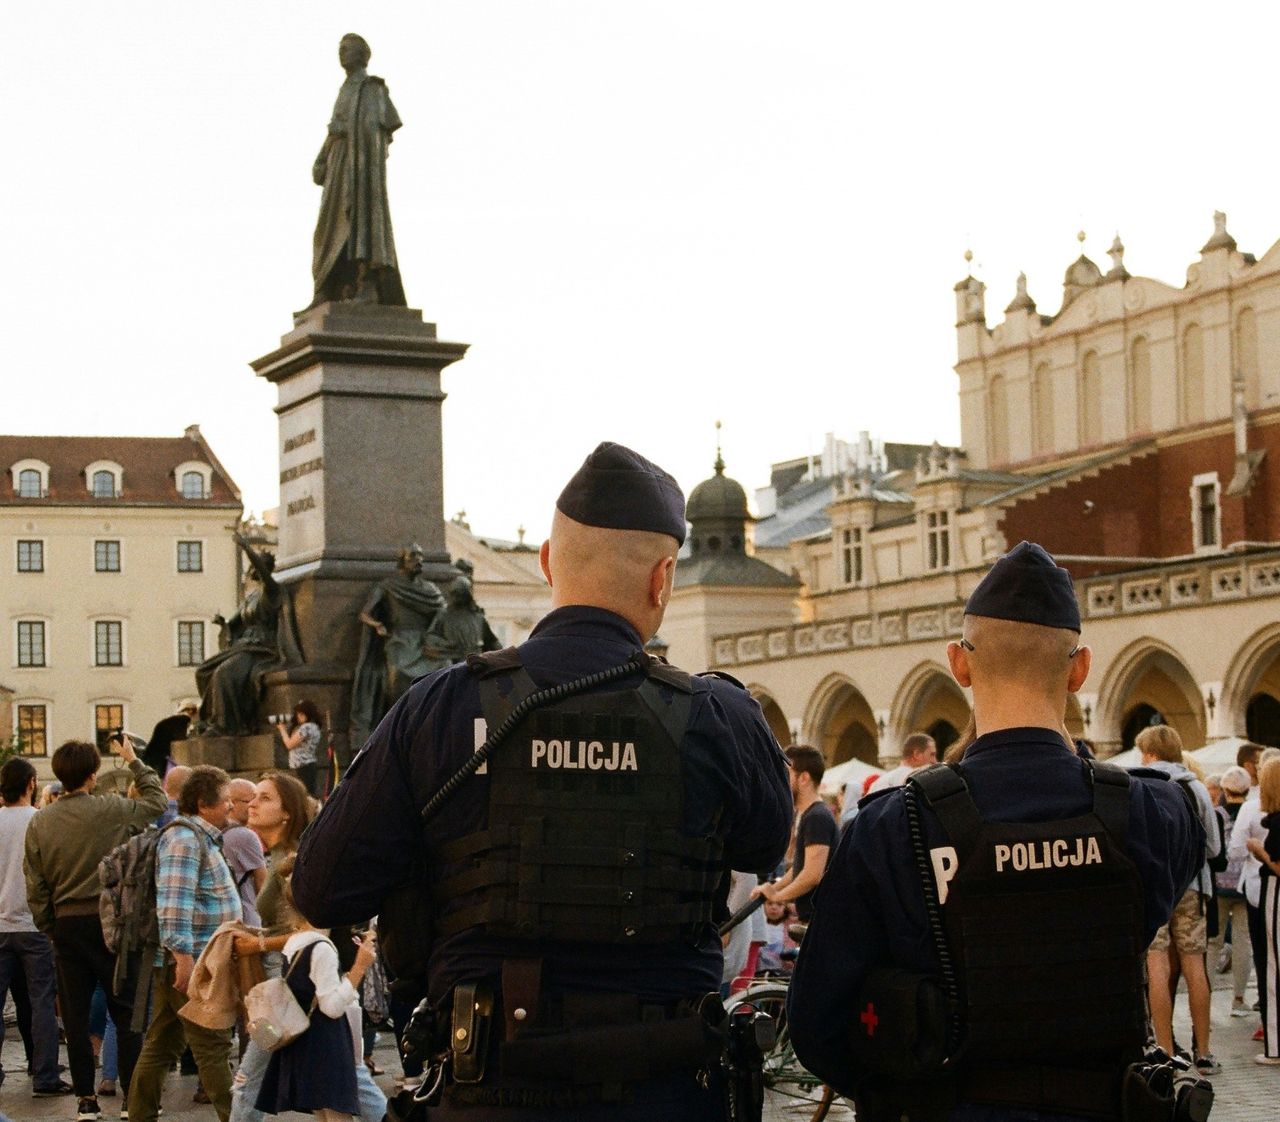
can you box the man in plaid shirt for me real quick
[127,766,241,1122]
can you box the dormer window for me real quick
[174,460,213,500]
[11,459,50,498]
[84,460,123,499]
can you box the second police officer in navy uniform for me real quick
[789,542,1205,1122]
[292,443,793,1121]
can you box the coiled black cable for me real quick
[903,781,962,1059]
[420,649,649,824]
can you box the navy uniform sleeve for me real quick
[1126,773,1204,942]
[689,677,792,875]
[293,673,453,926]
[787,791,925,1097]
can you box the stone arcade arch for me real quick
[803,674,879,766]
[891,662,971,757]
[749,688,792,749]
[1221,623,1280,748]
[1097,639,1205,752]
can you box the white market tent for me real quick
[820,757,881,797]
[1106,747,1144,769]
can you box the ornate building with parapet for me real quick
[673,214,1280,765]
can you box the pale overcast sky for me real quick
[6,2,1279,543]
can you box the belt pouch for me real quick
[452,983,493,1084]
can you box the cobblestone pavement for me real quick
[2,971,1276,1121]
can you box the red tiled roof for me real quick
[0,429,241,507]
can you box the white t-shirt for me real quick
[0,806,38,932]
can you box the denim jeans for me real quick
[231,1037,386,1122]
[0,931,61,1087]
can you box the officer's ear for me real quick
[1066,644,1091,693]
[539,540,553,587]
[649,555,676,608]
[946,640,972,688]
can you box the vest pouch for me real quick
[849,968,951,1082]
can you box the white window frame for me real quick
[11,459,50,498]
[91,618,127,668]
[84,460,123,499]
[176,538,205,573]
[923,510,952,572]
[174,460,213,499]
[1190,471,1222,555]
[14,618,50,669]
[13,699,51,757]
[93,538,123,573]
[839,527,865,587]
[16,537,46,574]
[175,619,206,667]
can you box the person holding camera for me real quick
[274,700,324,797]
[24,733,167,1121]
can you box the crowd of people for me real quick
[0,703,399,1122]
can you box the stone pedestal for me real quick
[172,734,278,778]
[251,302,468,765]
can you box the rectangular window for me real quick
[95,621,123,666]
[926,511,951,571]
[95,704,124,749]
[16,704,48,757]
[1197,484,1217,548]
[94,540,121,572]
[1190,472,1221,554]
[17,540,43,572]
[17,621,46,667]
[840,527,864,586]
[177,621,205,666]
[177,540,203,573]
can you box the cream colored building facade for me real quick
[668,214,1280,767]
[2,429,242,774]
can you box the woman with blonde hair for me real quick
[1246,757,1280,1064]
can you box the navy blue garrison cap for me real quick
[556,442,687,545]
[964,541,1081,631]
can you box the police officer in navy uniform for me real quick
[292,443,792,1120]
[788,541,1203,1122]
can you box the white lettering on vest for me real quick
[993,836,1105,873]
[529,739,639,771]
[930,846,959,905]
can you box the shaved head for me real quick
[164,765,192,800]
[948,615,1089,739]
[962,616,1078,692]
[541,510,679,640]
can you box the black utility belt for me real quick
[448,982,723,1102]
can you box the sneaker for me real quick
[33,1078,74,1096]
[1255,1054,1280,1066]
[77,1097,102,1121]
[1194,1053,1221,1076]
[1232,998,1250,1017]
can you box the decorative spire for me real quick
[1004,271,1037,313]
[964,248,974,270]
[1201,210,1237,253]
[1077,229,1087,248]
[714,419,725,476]
[1106,233,1129,279]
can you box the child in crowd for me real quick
[255,857,381,1122]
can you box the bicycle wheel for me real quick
[726,984,840,1122]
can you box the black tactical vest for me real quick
[430,650,724,945]
[910,760,1148,1088]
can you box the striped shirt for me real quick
[155,816,241,962]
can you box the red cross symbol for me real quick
[860,1002,879,1037]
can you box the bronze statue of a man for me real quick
[311,33,406,307]
[350,544,444,744]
